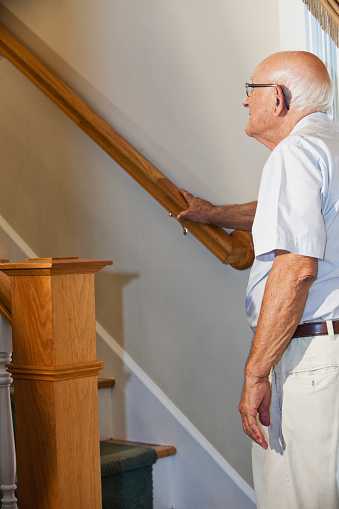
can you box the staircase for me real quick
[98,377,176,509]
[0,257,176,509]
[2,377,176,509]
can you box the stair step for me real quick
[100,440,158,509]
[98,377,116,389]
[105,439,176,460]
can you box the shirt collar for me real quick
[290,112,331,135]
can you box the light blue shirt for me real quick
[246,112,339,329]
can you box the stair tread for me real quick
[98,377,116,389]
[100,441,158,476]
[105,439,176,460]
[99,442,156,509]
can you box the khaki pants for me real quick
[252,331,339,509]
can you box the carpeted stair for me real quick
[1,394,158,509]
[100,441,158,509]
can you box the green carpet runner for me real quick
[100,441,158,509]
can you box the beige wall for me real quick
[0,0,281,485]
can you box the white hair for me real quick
[268,66,334,114]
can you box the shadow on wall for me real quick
[94,270,139,350]
[94,270,139,441]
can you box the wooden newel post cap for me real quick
[0,257,113,276]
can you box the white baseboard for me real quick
[0,214,38,259]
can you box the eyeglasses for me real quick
[245,83,276,97]
[245,82,290,110]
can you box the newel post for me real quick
[0,257,112,509]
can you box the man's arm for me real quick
[177,189,257,231]
[238,250,318,449]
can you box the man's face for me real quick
[242,66,276,145]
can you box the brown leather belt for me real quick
[293,320,339,338]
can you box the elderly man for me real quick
[177,51,339,508]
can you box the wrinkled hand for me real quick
[238,376,271,449]
[177,189,216,223]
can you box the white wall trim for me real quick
[0,214,37,259]
[97,321,256,505]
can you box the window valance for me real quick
[303,0,339,46]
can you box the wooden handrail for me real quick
[0,24,254,270]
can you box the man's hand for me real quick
[177,189,216,223]
[238,376,271,450]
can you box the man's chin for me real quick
[245,125,254,138]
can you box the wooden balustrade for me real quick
[0,24,254,270]
[0,316,18,509]
[0,257,112,509]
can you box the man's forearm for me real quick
[238,250,318,448]
[245,250,318,379]
[208,202,257,231]
[177,189,257,231]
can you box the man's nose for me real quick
[242,96,250,107]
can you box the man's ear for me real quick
[273,85,287,116]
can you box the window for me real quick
[304,5,339,120]
[279,0,339,120]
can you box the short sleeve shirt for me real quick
[246,112,339,329]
